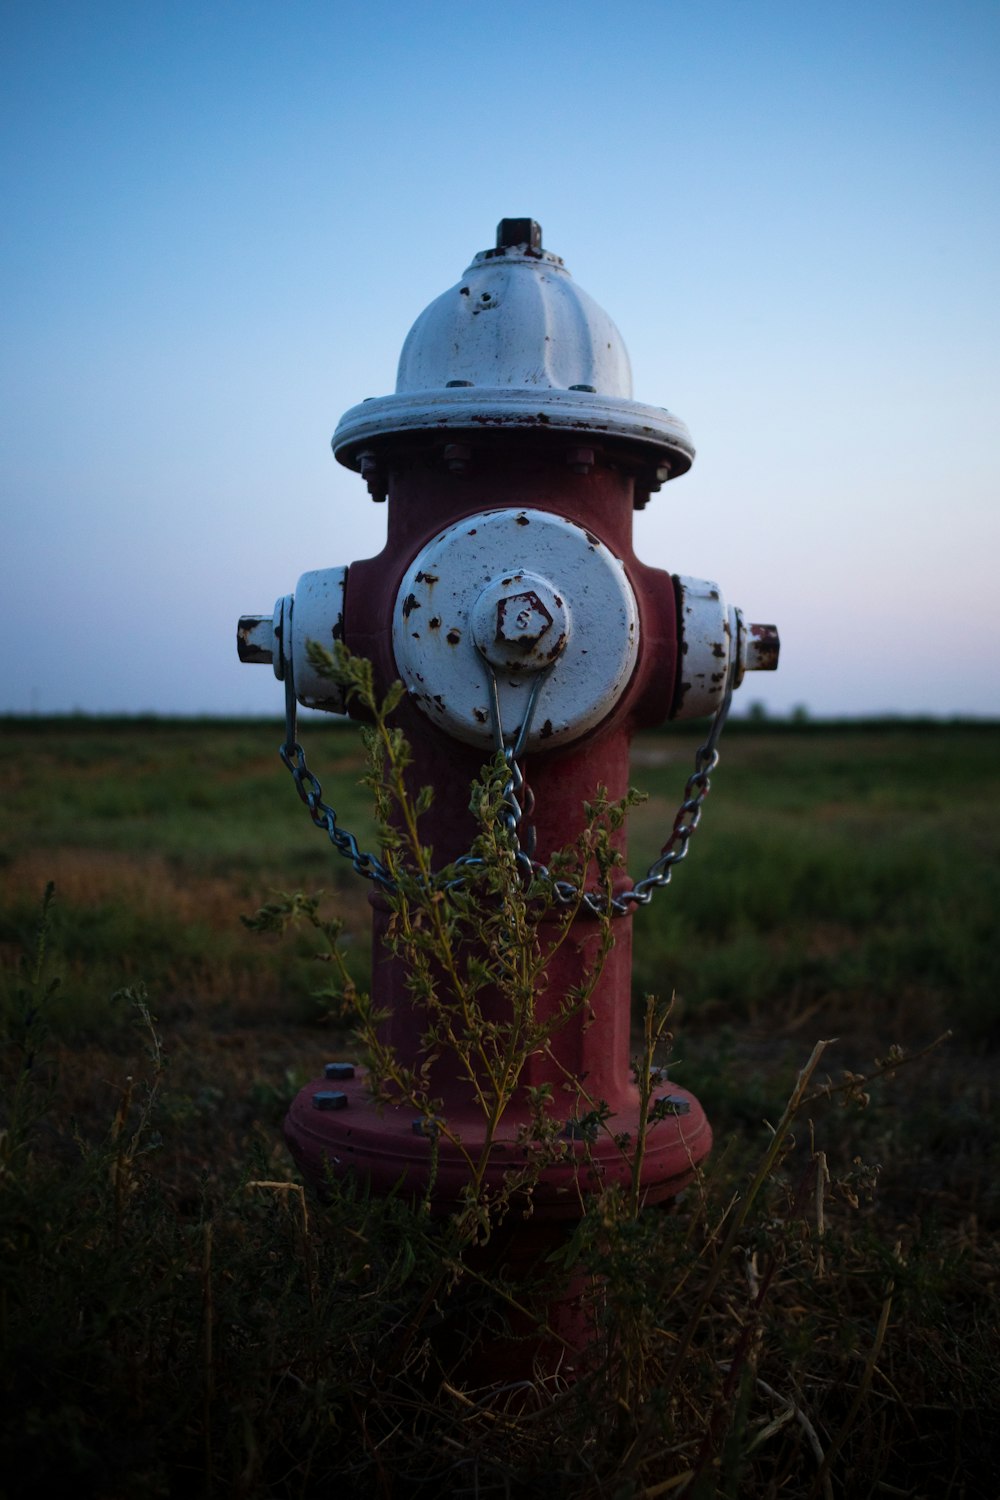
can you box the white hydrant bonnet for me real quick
[333,219,695,483]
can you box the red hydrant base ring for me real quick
[285,1068,712,1217]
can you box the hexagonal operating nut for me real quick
[471,571,570,673]
[496,590,554,649]
[237,615,275,665]
[744,622,780,673]
[237,600,291,683]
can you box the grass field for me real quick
[1,714,998,1496]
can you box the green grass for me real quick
[629,722,1000,1044]
[5,716,998,1043]
[0,717,375,1032]
[1,715,999,1495]
[0,715,374,875]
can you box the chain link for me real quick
[277,655,735,915]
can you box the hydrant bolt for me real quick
[313,1091,349,1111]
[566,446,595,474]
[653,1096,692,1117]
[444,442,472,473]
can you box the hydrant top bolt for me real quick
[496,217,542,251]
[324,1062,356,1081]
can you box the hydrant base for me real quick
[284,1068,711,1217]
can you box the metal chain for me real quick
[448,659,552,886]
[574,663,735,915]
[462,652,736,915]
[279,676,396,892]
[277,656,735,915]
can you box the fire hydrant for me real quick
[239,218,778,1353]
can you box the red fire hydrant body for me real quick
[238,219,778,1346]
[286,454,711,1211]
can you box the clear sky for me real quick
[2,0,998,719]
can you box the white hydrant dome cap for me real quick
[396,234,632,397]
[333,219,695,482]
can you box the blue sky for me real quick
[2,0,998,718]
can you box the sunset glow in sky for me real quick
[3,1,998,718]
